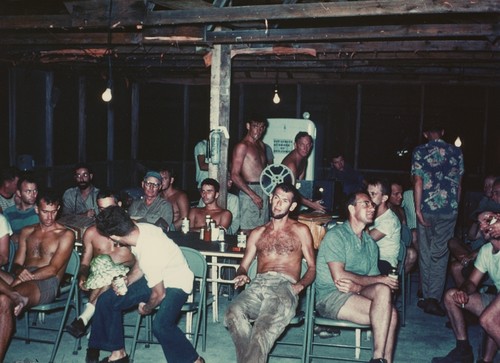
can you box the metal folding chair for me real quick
[14,250,81,363]
[247,258,312,361]
[129,246,208,362]
[305,282,372,362]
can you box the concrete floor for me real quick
[4,274,499,363]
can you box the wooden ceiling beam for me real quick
[207,23,500,43]
[0,1,498,30]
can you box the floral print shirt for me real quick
[411,139,464,214]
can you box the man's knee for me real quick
[443,288,459,307]
[224,303,242,328]
[0,294,13,312]
[372,283,392,301]
[479,310,495,332]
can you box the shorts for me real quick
[316,290,355,320]
[239,184,269,230]
[481,292,497,308]
[26,266,59,304]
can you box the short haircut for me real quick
[36,189,60,207]
[345,191,370,216]
[158,165,176,179]
[0,166,20,184]
[95,206,135,237]
[17,173,37,190]
[73,162,93,175]
[367,178,390,196]
[247,114,268,127]
[295,132,312,143]
[201,178,220,193]
[97,189,119,203]
[423,122,444,133]
[331,150,344,159]
[273,182,300,204]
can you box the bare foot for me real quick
[12,292,28,316]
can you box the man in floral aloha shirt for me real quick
[411,123,464,316]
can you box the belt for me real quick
[246,182,260,185]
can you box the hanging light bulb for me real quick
[102,86,112,102]
[273,88,280,104]
[454,136,462,147]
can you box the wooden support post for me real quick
[209,43,231,208]
[78,76,87,162]
[45,72,54,187]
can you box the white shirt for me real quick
[131,223,194,294]
[371,208,401,268]
[0,213,13,238]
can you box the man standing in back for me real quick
[282,131,326,213]
[412,122,464,316]
[231,116,269,232]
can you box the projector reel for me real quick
[259,164,296,196]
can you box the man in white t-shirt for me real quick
[0,213,12,268]
[367,179,401,275]
[432,211,500,363]
[86,206,204,363]
[194,139,209,189]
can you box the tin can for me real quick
[200,228,205,240]
[237,231,247,248]
[388,268,398,280]
[181,217,190,234]
[112,275,128,296]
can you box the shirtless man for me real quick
[282,131,326,213]
[189,178,232,231]
[65,190,135,340]
[231,116,269,232]
[159,167,189,231]
[0,191,74,362]
[224,183,316,363]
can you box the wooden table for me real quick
[167,231,244,322]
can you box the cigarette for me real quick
[461,303,465,308]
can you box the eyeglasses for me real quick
[144,181,160,189]
[75,173,90,178]
[354,200,376,208]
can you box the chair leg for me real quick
[355,328,361,359]
[129,314,144,363]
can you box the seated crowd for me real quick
[0,150,499,363]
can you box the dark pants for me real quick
[88,276,198,363]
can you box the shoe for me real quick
[368,359,387,363]
[86,348,100,363]
[431,346,474,363]
[66,318,87,338]
[417,298,428,310]
[99,355,129,363]
[424,298,446,317]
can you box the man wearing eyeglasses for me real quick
[128,171,173,231]
[62,163,99,217]
[315,191,399,363]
